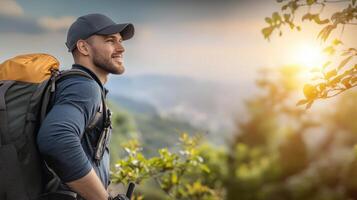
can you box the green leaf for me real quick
[289,22,295,29]
[318,83,327,91]
[325,69,337,79]
[313,15,329,25]
[341,51,350,56]
[179,133,189,143]
[322,61,331,69]
[301,13,329,24]
[337,56,353,70]
[262,27,274,39]
[332,39,343,46]
[302,13,313,21]
[200,164,211,173]
[171,173,178,184]
[282,4,289,10]
[351,77,357,84]
[306,0,316,5]
[330,75,342,85]
[353,0,356,6]
[265,17,272,24]
[318,24,337,41]
[272,12,281,22]
[323,46,335,56]
[303,84,318,100]
[283,14,291,21]
[291,1,299,11]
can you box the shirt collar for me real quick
[71,64,109,95]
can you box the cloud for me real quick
[37,16,76,32]
[0,0,75,33]
[0,0,24,17]
[0,15,44,33]
[0,15,76,34]
[0,0,43,33]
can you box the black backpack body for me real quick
[0,54,107,200]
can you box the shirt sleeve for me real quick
[37,77,101,182]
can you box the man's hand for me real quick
[67,168,109,200]
[111,182,135,200]
[112,194,129,200]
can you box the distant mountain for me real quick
[108,97,204,158]
[110,95,158,116]
[107,74,257,144]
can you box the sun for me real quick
[293,43,326,69]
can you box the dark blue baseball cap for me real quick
[66,13,134,52]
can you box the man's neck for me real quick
[74,61,108,85]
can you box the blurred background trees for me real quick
[106,1,357,199]
[108,63,357,199]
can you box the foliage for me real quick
[110,133,220,200]
[109,66,357,199]
[263,0,357,108]
[108,101,141,163]
[226,66,312,199]
[224,64,357,199]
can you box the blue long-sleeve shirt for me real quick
[37,65,110,189]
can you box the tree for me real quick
[262,0,356,108]
[227,65,357,200]
[226,66,314,200]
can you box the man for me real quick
[37,13,134,200]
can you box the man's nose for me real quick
[115,42,125,53]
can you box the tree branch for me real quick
[324,84,357,99]
[154,177,176,199]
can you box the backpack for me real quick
[0,53,109,200]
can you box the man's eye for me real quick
[106,39,123,44]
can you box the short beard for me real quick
[91,48,124,75]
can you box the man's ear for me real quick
[76,40,90,56]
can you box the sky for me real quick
[0,0,356,85]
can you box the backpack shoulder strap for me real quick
[40,69,94,123]
[54,69,109,132]
[94,90,111,162]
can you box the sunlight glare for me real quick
[293,43,326,69]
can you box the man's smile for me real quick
[112,54,123,63]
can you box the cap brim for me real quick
[96,23,134,40]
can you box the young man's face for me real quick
[87,33,125,74]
